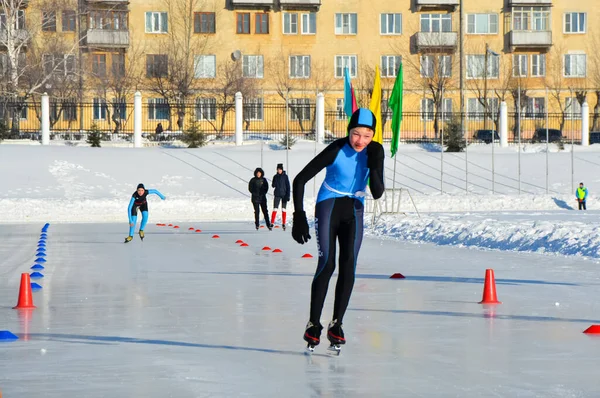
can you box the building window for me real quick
[289,98,311,121]
[565,97,582,119]
[564,12,585,34]
[0,10,26,30]
[112,53,125,78]
[420,55,451,78]
[564,54,586,77]
[43,54,75,76]
[112,99,127,120]
[531,54,545,77]
[335,55,357,79]
[255,13,269,34]
[420,14,452,33]
[513,54,527,77]
[93,98,107,120]
[194,55,216,78]
[194,12,215,33]
[466,54,499,79]
[335,13,357,35]
[513,7,549,31]
[62,10,76,32]
[42,11,56,32]
[242,55,263,78]
[196,98,216,120]
[289,55,310,79]
[283,13,298,34]
[381,55,401,78]
[148,98,169,120]
[523,97,545,118]
[146,54,168,78]
[90,11,128,30]
[92,54,106,78]
[380,13,401,35]
[237,13,250,34]
[421,98,452,121]
[467,98,499,120]
[243,98,263,121]
[467,14,498,34]
[301,12,316,34]
[145,12,168,33]
[336,99,345,120]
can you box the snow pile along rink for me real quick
[370,213,600,259]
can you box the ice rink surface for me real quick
[1,222,599,397]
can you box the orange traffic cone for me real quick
[13,273,36,309]
[479,269,501,304]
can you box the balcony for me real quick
[415,0,459,11]
[0,29,29,45]
[508,0,552,5]
[279,0,320,10]
[416,32,458,51]
[509,30,552,50]
[85,29,129,48]
[230,0,274,9]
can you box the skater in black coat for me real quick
[248,167,272,230]
[271,163,291,230]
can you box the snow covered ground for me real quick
[1,142,600,259]
[1,222,599,397]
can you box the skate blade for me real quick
[327,344,341,356]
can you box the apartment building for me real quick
[2,0,599,129]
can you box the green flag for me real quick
[389,63,403,158]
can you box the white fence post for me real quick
[134,91,142,148]
[316,92,325,144]
[41,93,50,145]
[499,101,508,148]
[581,101,589,147]
[235,92,243,146]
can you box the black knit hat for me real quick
[137,183,145,190]
[277,163,284,170]
[347,108,376,134]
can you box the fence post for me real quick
[235,92,243,146]
[133,91,142,148]
[41,92,49,146]
[316,92,325,144]
[499,101,508,148]
[581,101,589,147]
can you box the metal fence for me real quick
[1,99,598,145]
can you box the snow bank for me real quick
[369,213,600,259]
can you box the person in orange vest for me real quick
[576,182,588,210]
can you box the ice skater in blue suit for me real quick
[125,183,166,243]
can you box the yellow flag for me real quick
[369,66,383,144]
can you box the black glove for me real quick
[366,141,384,170]
[284,196,290,203]
[292,211,311,244]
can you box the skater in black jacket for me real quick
[248,167,272,230]
[292,108,385,352]
[271,163,291,230]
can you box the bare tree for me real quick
[545,43,587,132]
[145,0,216,130]
[588,33,600,130]
[87,38,145,133]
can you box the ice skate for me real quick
[139,230,145,241]
[327,319,345,355]
[282,224,286,231]
[304,321,323,352]
[124,236,133,243]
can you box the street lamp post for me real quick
[485,44,499,194]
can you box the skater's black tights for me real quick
[253,201,270,227]
[310,197,364,325]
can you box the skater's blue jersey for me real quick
[292,137,385,213]
[127,189,165,222]
[316,143,369,204]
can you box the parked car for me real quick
[532,128,562,143]
[590,132,600,144]
[474,129,499,144]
